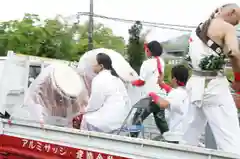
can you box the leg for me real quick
[205,122,217,149]
[202,92,240,155]
[182,102,207,146]
[130,107,152,137]
[151,102,169,134]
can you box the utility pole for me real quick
[88,0,94,51]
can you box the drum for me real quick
[47,63,86,118]
[78,48,139,84]
[78,48,142,106]
[51,63,83,98]
[23,63,87,124]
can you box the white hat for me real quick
[51,63,83,98]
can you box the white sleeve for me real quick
[165,90,185,115]
[86,78,106,111]
[159,58,165,74]
[139,60,155,81]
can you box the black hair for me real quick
[147,41,163,57]
[171,65,189,85]
[96,53,119,77]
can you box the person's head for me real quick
[92,53,119,77]
[216,3,240,26]
[199,4,240,44]
[144,41,163,58]
[170,65,189,88]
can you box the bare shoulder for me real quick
[212,19,236,33]
[208,19,236,43]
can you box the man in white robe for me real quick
[183,4,240,155]
[81,53,131,133]
[131,41,169,137]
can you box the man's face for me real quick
[229,8,240,25]
[92,59,103,74]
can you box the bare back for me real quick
[208,18,240,72]
[208,19,233,53]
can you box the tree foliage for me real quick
[126,21,145,73]
[0,13,126,61]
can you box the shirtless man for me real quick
[183,4,240,155]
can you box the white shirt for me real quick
[140,57,165,95]
[82,70,131,132]
[163,87,189,142]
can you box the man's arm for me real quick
[159,83,172,93]
[131,62,146,86]
[149,92,169,109]
[86,78,106,111]
[148,91,184,115]
[223,24,240,72]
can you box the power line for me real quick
[69,12,240,32]
[76,12,195,29]
[73,12,193,32]
[92,14,193,32]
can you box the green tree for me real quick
[0,13,75,60]
[74,22,126,57]
[126,21,145,73]
[0,14,126,61]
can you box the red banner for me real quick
[0,135,130,159]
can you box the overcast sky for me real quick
[1,0,240,42]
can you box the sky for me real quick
[1,0,240,42]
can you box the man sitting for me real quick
[148,65,190,143]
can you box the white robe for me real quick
[183,31,240,155]
[163,87,190,142]
[11,64,87,127]
[139,57,166,96]
[78,48,142,106]
[81,70,131,133]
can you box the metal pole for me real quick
[88,0,94,51]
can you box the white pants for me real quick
[183,80,240,155]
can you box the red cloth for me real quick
[234,72,240,81]
[176,81,185,86]
[131,79,145,86]
[149,92,160,104]
[159,83,172,93]
[155,57,162,75]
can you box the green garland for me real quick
[199,54,226,71]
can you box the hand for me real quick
[157,74,164,85]
[232,93,240,109]
[148,92,157,97]
[148,92,160,105]
[72,114,83,129]
[131,79,145,87]
[231,81,240,92]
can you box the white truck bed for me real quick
[1,119,239,159]
[0,52,239,159]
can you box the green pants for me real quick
[130,102,169,137]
